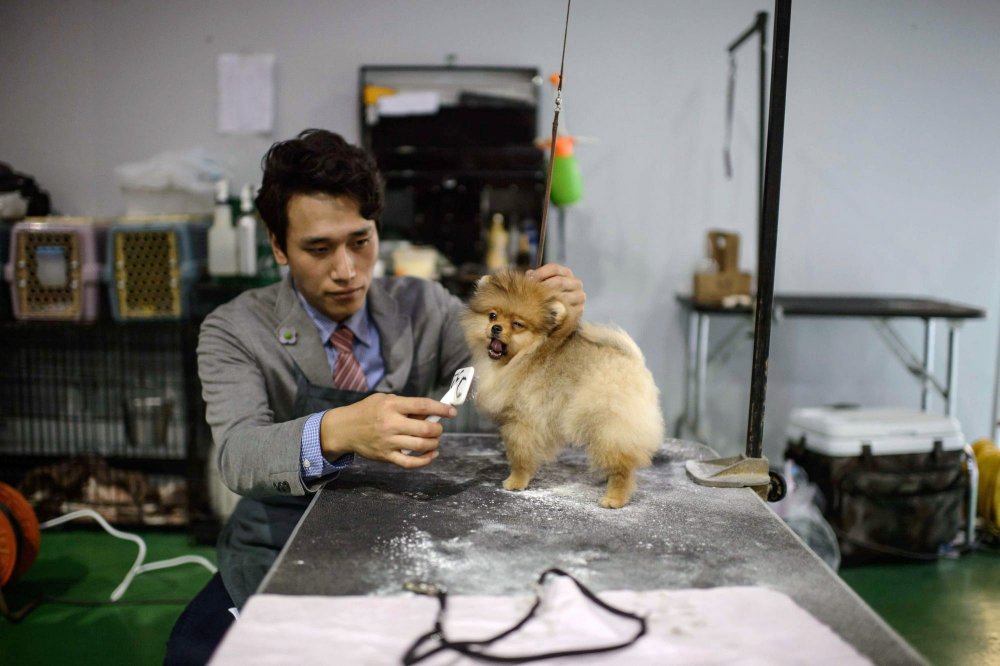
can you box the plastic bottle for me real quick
[549,136,584,207]
[484,213,509,271]
[544,74,585,208]
[208,179,237,276]
[237,184,258,277]
[515,220,531,268]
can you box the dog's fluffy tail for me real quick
[578,322,645,361]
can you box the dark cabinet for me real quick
[359,66,548,289]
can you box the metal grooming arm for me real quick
[686,0,792,502]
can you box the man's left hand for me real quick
[526,263,586,321]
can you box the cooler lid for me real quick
[786,406,965,456]
[788,407,960,438]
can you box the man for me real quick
[166,129,585,663]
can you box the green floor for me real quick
[839,549,1000,665]
[2,529,998,665]
[1,529,216,666]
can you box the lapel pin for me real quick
[278,326,297,345]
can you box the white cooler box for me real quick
[784,407,972,564]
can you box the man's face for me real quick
[271,193,379,322]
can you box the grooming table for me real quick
[213,435,924,665]
[675,293,985,441]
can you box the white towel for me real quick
[211,580,871,665]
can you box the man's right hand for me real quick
[319,393,457,469]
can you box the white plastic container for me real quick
[786,406,965,456]
[208,180,237,276]
[236,183,258,277]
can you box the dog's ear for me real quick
[546,298,567,332]
[475,274,491,291]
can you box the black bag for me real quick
[786,439,966,564]
[0,162,51,217]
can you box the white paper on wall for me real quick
[217,53,275,134]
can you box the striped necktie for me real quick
[330,326,368,392]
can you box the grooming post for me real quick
[535,0,571,268]
[686,0,791,502]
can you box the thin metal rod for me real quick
[556,205,567,262]
[726,12,768,277]
[757,12,767,253]
[536,0,571,269]
[706,320,753,366]
[679,310,700,438]
[745,0,791,460]
[947,323,959,418]
[696,312,710,441]
[728,15,763,52]
[922,317,935,410]
[873,319,947,397]
[963,444,979,547]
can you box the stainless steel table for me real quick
[261,434,924,665]
[675,293,985,442]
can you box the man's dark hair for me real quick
[255,129,384,252]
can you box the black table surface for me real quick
[676,293,984,319]
[261,434,922,665]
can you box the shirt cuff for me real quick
[300,410,355,481]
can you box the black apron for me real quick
[217,371,374,608]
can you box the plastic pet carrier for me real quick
[106,216,208,321]
[4,218,106,321]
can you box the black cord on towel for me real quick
[401,568,647,665]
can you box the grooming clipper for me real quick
[426,366,475,422]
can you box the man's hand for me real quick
[526,263,586,321]
[320,394,456,469]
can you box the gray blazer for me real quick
[197,273,472,499]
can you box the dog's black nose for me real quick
[491,324,502,336]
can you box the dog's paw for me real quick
[502,475,530,491]
[598,495,628,509]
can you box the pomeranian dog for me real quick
[462,268,664,508]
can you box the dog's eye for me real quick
[512,321,524,330]
[489,312,497,321]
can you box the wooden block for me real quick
[693,271,752,305]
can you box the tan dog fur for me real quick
[462,269,664,508]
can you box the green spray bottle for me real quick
[549,135,584,207]
[543,74,584,207]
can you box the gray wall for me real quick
[3,0,999,460]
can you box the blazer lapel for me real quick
[368,279,413,393]
[273,276,334,388]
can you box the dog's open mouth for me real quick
[487,337,507,360]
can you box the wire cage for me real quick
[0,319,211,528]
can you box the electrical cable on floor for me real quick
[39,509,216,602]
